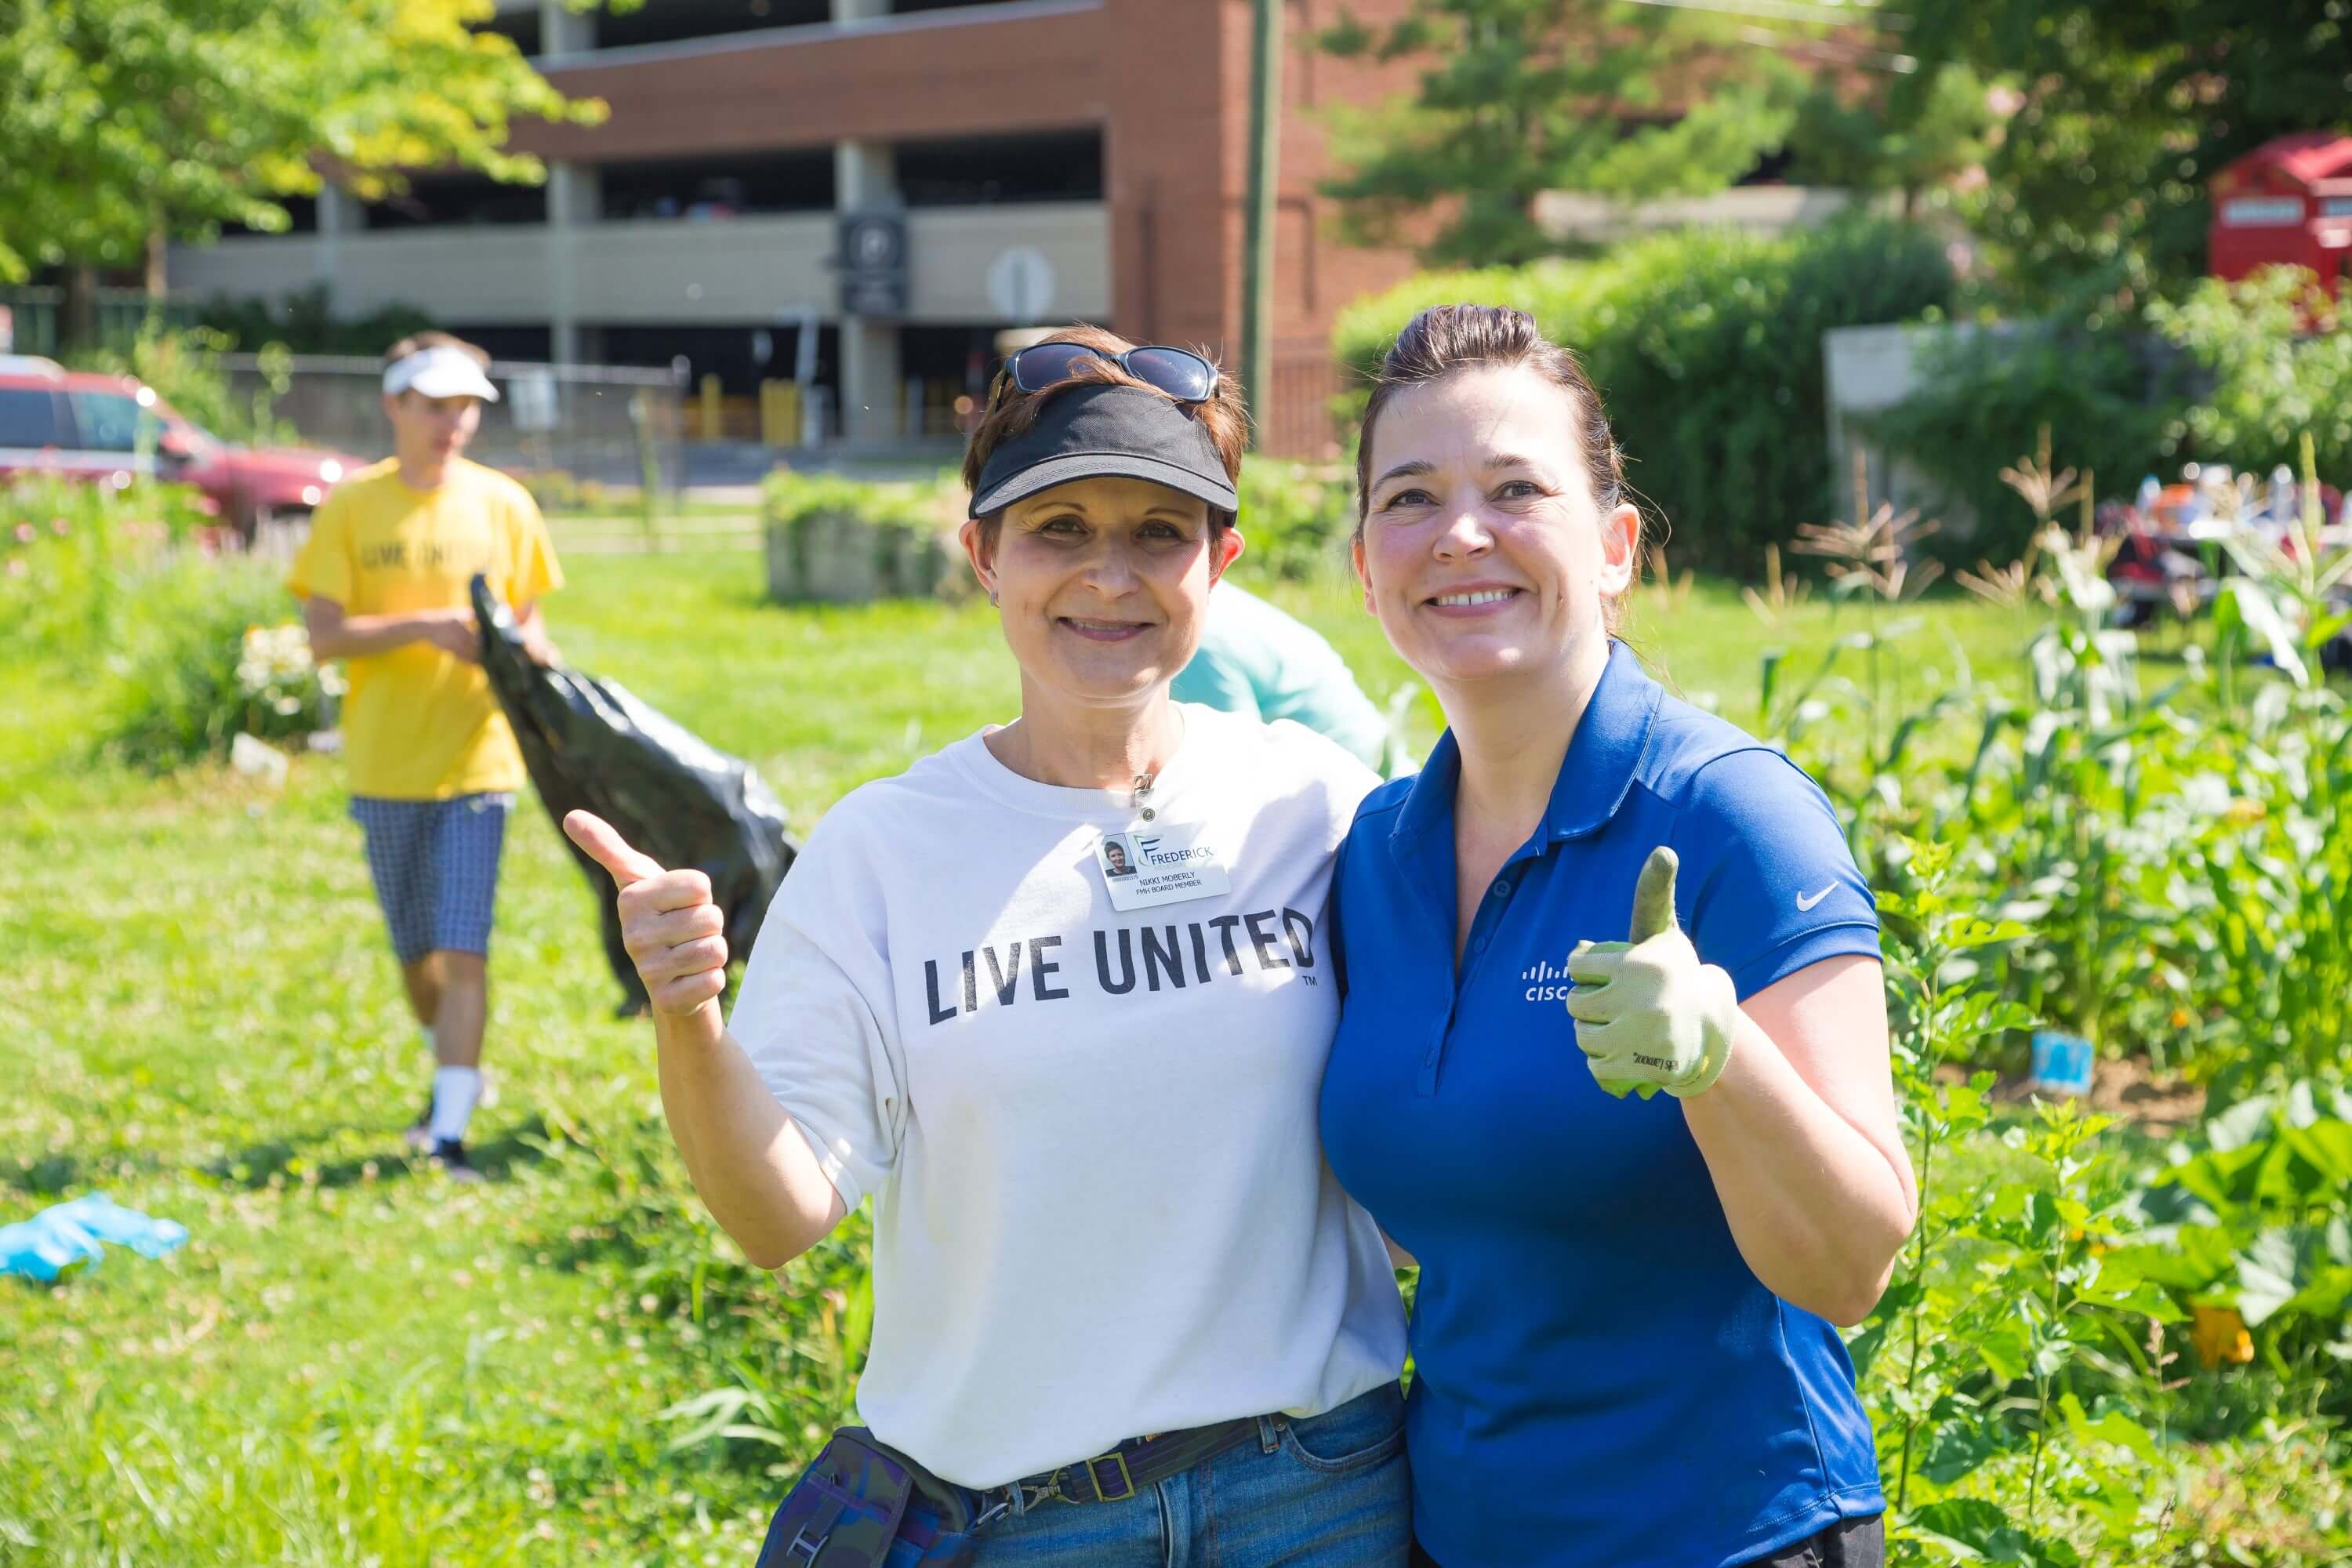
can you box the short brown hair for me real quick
[381,330,492,371]
[961,325,1247,539]
[1354,304,1639,628]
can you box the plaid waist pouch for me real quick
[755,1428,980,1568]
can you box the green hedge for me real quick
[760,470,962,603]
[1332,216,1957,576]
[764,470,957,535]
[1231,460,1356,581]
[2150,267,2352,480]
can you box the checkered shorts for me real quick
[350,793,514,964]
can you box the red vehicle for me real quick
[0,354,358,542]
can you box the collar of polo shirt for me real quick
[1389,639,1664,851]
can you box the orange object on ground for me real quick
[2191,1305,2255,1367]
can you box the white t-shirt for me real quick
[729,705,1406,1489]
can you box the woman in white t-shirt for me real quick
[567,326,1410,1565]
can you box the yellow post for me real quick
[778,383,803,448]
[699,374,723,442]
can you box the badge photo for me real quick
[1097,822,1232,912]
[1098,832,1142,880]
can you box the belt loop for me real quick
[1257,1415,1280,1454]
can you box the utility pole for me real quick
[1240,0,1283,449]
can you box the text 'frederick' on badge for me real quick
[1097,825,1232,912]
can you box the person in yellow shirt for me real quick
[290,332,563,1182]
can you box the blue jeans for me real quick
[970,1383,1410,1566]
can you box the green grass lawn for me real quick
[0,555,2040,1564]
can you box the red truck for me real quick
[0,354,357,543]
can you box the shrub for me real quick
[1332,214,1957,575]
[1869,267,2352,564]
[517,469,612,517]
[1232,459,1355,582]
[760,469,963,604]
[762,470,956,535]
[103,564,339,771]
[3,473,330,771]
[66,324,298,448]
[2149,267,2352,481]
[0,474,227,659]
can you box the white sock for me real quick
[429,1065,482,1145]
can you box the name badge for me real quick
[1097,823,1231,910]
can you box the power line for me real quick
[1737,23,1918,73]
[1617,0,1913,33]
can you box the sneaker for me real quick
[430,1139,485,1184]
[402,1098,435,1154]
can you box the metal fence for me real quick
[222,354,690,496]
[0,287,194,356]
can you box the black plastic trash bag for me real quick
[472,573,798,1014]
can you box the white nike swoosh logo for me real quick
[1795,885,1835,912]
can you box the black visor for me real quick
[968,383,1239,519]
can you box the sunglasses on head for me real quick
[1003,342,1221,404]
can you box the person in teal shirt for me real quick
[1174,582,1396,771]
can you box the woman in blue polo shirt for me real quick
[1319,305,1918,1568]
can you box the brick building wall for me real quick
[516,0,1426,456]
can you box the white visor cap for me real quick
[383,345,500,402]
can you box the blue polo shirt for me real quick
[1319,641,1886,1568]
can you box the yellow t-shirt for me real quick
[289,457,562,800]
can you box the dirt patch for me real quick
[1932,1055,2207,1131]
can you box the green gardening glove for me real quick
[1566,847,1738,1101]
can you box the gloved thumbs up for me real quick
[1626,846,1681,942]
[1570,845,1678,1101]
[1566,844,1734,1102]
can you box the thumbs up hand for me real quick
[1565,847,1737,1101]
[564,811,730,1022]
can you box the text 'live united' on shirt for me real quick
[727,706,1407,1490]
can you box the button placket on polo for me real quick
[1418,848,1540,1096]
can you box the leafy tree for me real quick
[0,0,605,335]
[1316,0,1809,267]
[1896,0,2352,300]
[1785,62,1997,220]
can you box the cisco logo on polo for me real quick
[1521,958,1577,1004]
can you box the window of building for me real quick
[898,324,1000,434]
[593,322,836,400]
[364,174,549,229]
[895,130,1103,206]
[598,149,837,221]
[593,0,830,52]
[443,325,555,364]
